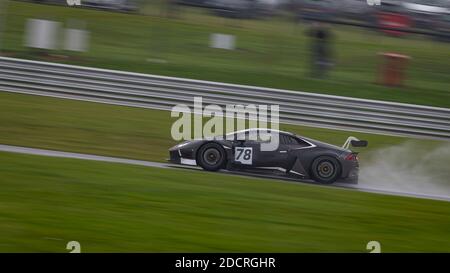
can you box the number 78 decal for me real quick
[235,147,253,165]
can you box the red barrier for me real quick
[378,52,411,87]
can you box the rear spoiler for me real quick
[342,136,368,150]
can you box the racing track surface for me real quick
[1,144,449,202]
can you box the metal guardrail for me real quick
[0,56,449,140]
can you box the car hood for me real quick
[169,139,204,151]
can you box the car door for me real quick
[231,130,276,168]
[231,130,261,167]
[251,130,293,168]
[268,133,292,169]
[239,131,291,169]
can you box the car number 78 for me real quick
[235,147,252,165]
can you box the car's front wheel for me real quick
[197,143,226,171]
[310,156,341,184]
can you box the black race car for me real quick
[168,128,367,184]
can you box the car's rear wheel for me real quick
[311,156,341,184]
[197,143,226,171]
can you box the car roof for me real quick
[226,128,345,151]
[228,128,295,136]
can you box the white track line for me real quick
[1,144,449,202]
[0,144,169,169]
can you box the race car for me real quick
[168,128,367,184]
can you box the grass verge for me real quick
[1,151,449,252]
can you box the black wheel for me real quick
[310,156,341,184]
[197,143,226,171]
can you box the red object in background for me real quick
[377,12,413,36]
[378,52,411,87]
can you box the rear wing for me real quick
[342,136,368,150]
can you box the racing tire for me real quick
[310,156,341,184]
[197,142,227,172]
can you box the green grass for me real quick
[2,2,450,107]
[0,91,440,163]
[1,151,449,252]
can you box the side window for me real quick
[256,132,273,143]
[296,138,312,148]
[229,131,247,141]
[280,134,291,145]
[281,135,311,147]
[247,130,274,143]
[287,136,298,145]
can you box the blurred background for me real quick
[0,0,449,107]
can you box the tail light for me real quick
[345,153,359,161]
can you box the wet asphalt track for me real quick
[1,144,449,202]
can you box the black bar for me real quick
[1,253,448,272]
